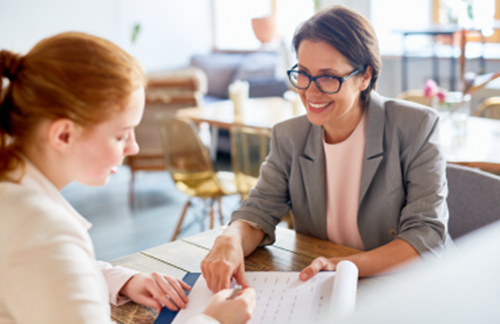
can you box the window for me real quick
[212,0,314,51]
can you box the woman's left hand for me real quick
[119,272,191,312]
[299,257,342,281]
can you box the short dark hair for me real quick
[292,5,381,105]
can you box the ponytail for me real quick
[0,50,24,182]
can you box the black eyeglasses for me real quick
[287,64,360,94]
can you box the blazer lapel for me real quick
[298,124,328,240]
[359,92,385,205]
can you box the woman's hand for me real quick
[202,288,256,324]
[119,272,191,313]
[299,257,342,281]
[300,239,420,279]
[201,234,249,293]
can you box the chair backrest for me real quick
[156,114,220,196]
[397,90,432,107]
[446,163,500,239]
[474,97,500,120]
[230,126,271,196]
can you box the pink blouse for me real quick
[323,113,367,251]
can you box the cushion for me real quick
[231,52,278,82]
[190,53,245,98]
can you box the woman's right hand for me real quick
[202,288,256,324]
[201,233,249,293]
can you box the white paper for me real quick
[172,264,358,324]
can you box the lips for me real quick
[307,101,332,113]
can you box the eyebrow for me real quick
[297,64,342,75]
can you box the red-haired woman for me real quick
[0,32,254,324]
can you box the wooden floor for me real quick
[61,154,241,261]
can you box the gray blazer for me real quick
[231,91,450,256]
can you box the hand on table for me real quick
[201,234,249,293]
[299,257,342,281]
[203,288,256,324]
[119,272,191,313]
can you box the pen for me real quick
[227,285,242,300]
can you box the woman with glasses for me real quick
[201,5,451,291]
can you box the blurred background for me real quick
[2,0,500,261]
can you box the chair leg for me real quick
[216,197,224,225]
[171,200,191,241]
[209,199,215,229]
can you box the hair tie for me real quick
[0,50,23,81]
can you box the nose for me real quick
[305,79,322,96]
[125,130,140,156]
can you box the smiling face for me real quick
[296,40,371,143]
[70,86,145,186]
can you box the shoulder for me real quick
[379,93,439,126]
[371,92,439,136]
[272,115,314,144]
[0,182,87,248]
[269,115,318,157]
[274,114,311,134]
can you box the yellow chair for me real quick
[230,126,293,229]
[156,114,236,241]
[397,90,432,107]
[474,97,500,120]
[229,126,271,199]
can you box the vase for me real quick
[436,91,471,136]
[251,15,278,43]
[451,95,470,135]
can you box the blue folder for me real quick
[153,272,201,324]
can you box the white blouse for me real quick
[0,160,217,324]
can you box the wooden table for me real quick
[109,226,362,324]
[178,97,296,131]
[178,99,500,172]
[177,97,299,160]
[439,113,500,174]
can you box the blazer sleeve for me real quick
[230,124,292,245]
[2,203,115,324]
[396,110,449,256]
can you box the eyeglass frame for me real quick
[286,64,361,94]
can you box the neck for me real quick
[323,101,365,144]
[21,144,70,191]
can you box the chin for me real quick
[306,112,327,126]
[81,177,110,187]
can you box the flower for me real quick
[423,79,438,98]
[423,79,447,103]
[436,91,446,103]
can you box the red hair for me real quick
[0,32,146,181]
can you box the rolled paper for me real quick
[329,260,359,319]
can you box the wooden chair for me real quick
[229,126,293,229]
[446,163,500,239]
[156,114,237,241]
[473,97,500,120]
[397,90,432,107]
[128,68,207,206]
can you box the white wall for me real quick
[320,0,371,20]
[0,0,213,72]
